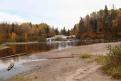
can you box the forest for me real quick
[0,22,70,43]
[71,5,121,40]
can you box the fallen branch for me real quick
[43,54,81,59]
[45,55,74,59]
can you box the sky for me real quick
[0,0,121,29]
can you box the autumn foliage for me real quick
[71,5,121,40]
[0,23,59,43]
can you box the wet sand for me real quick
[6,42,121,81]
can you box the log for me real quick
[7,63,14,71]
[45,56,74,59]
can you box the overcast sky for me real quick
[0,0,121,29]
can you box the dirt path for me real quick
[65,62,102,81]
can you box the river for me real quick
[0,40,79,80]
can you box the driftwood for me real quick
[45,56,74,59]
[7,63,14,71]
[44,54,80,59]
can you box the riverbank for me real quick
[6,42,121,81]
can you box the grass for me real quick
[14,76,25,81]
[9,75,38,81]
[7,75,26,81]
[80,53,91,59]
[95,56,108,65]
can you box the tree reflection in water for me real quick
[0,41,78,58]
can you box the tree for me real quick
[89,17,97,32]
[104,5,109,17]
[67,29,70,36]
[76,17,86,38]
[85,15,91,32]
[61,27,67,35]
[72,5,121,39]
[111,4,117,20]
[54,28,59,35]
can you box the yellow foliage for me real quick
[11,32,16,41]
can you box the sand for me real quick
[7,42,121,81]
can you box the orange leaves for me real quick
[11,32,16,41]
[0,33,3,41]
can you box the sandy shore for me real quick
[7,42,121,81]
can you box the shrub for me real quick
[96,56,108,65]
[103,44,121,79]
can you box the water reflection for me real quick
[47,40,78,50]
[0,40,78,70]
[0,54,47,70]
[0,41,79,57]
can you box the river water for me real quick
[0,40,79,80]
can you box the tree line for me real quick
[0,22,70,43]
[71,5,121,40]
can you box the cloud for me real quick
[0,0,121,29]
[0,12,28,23]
